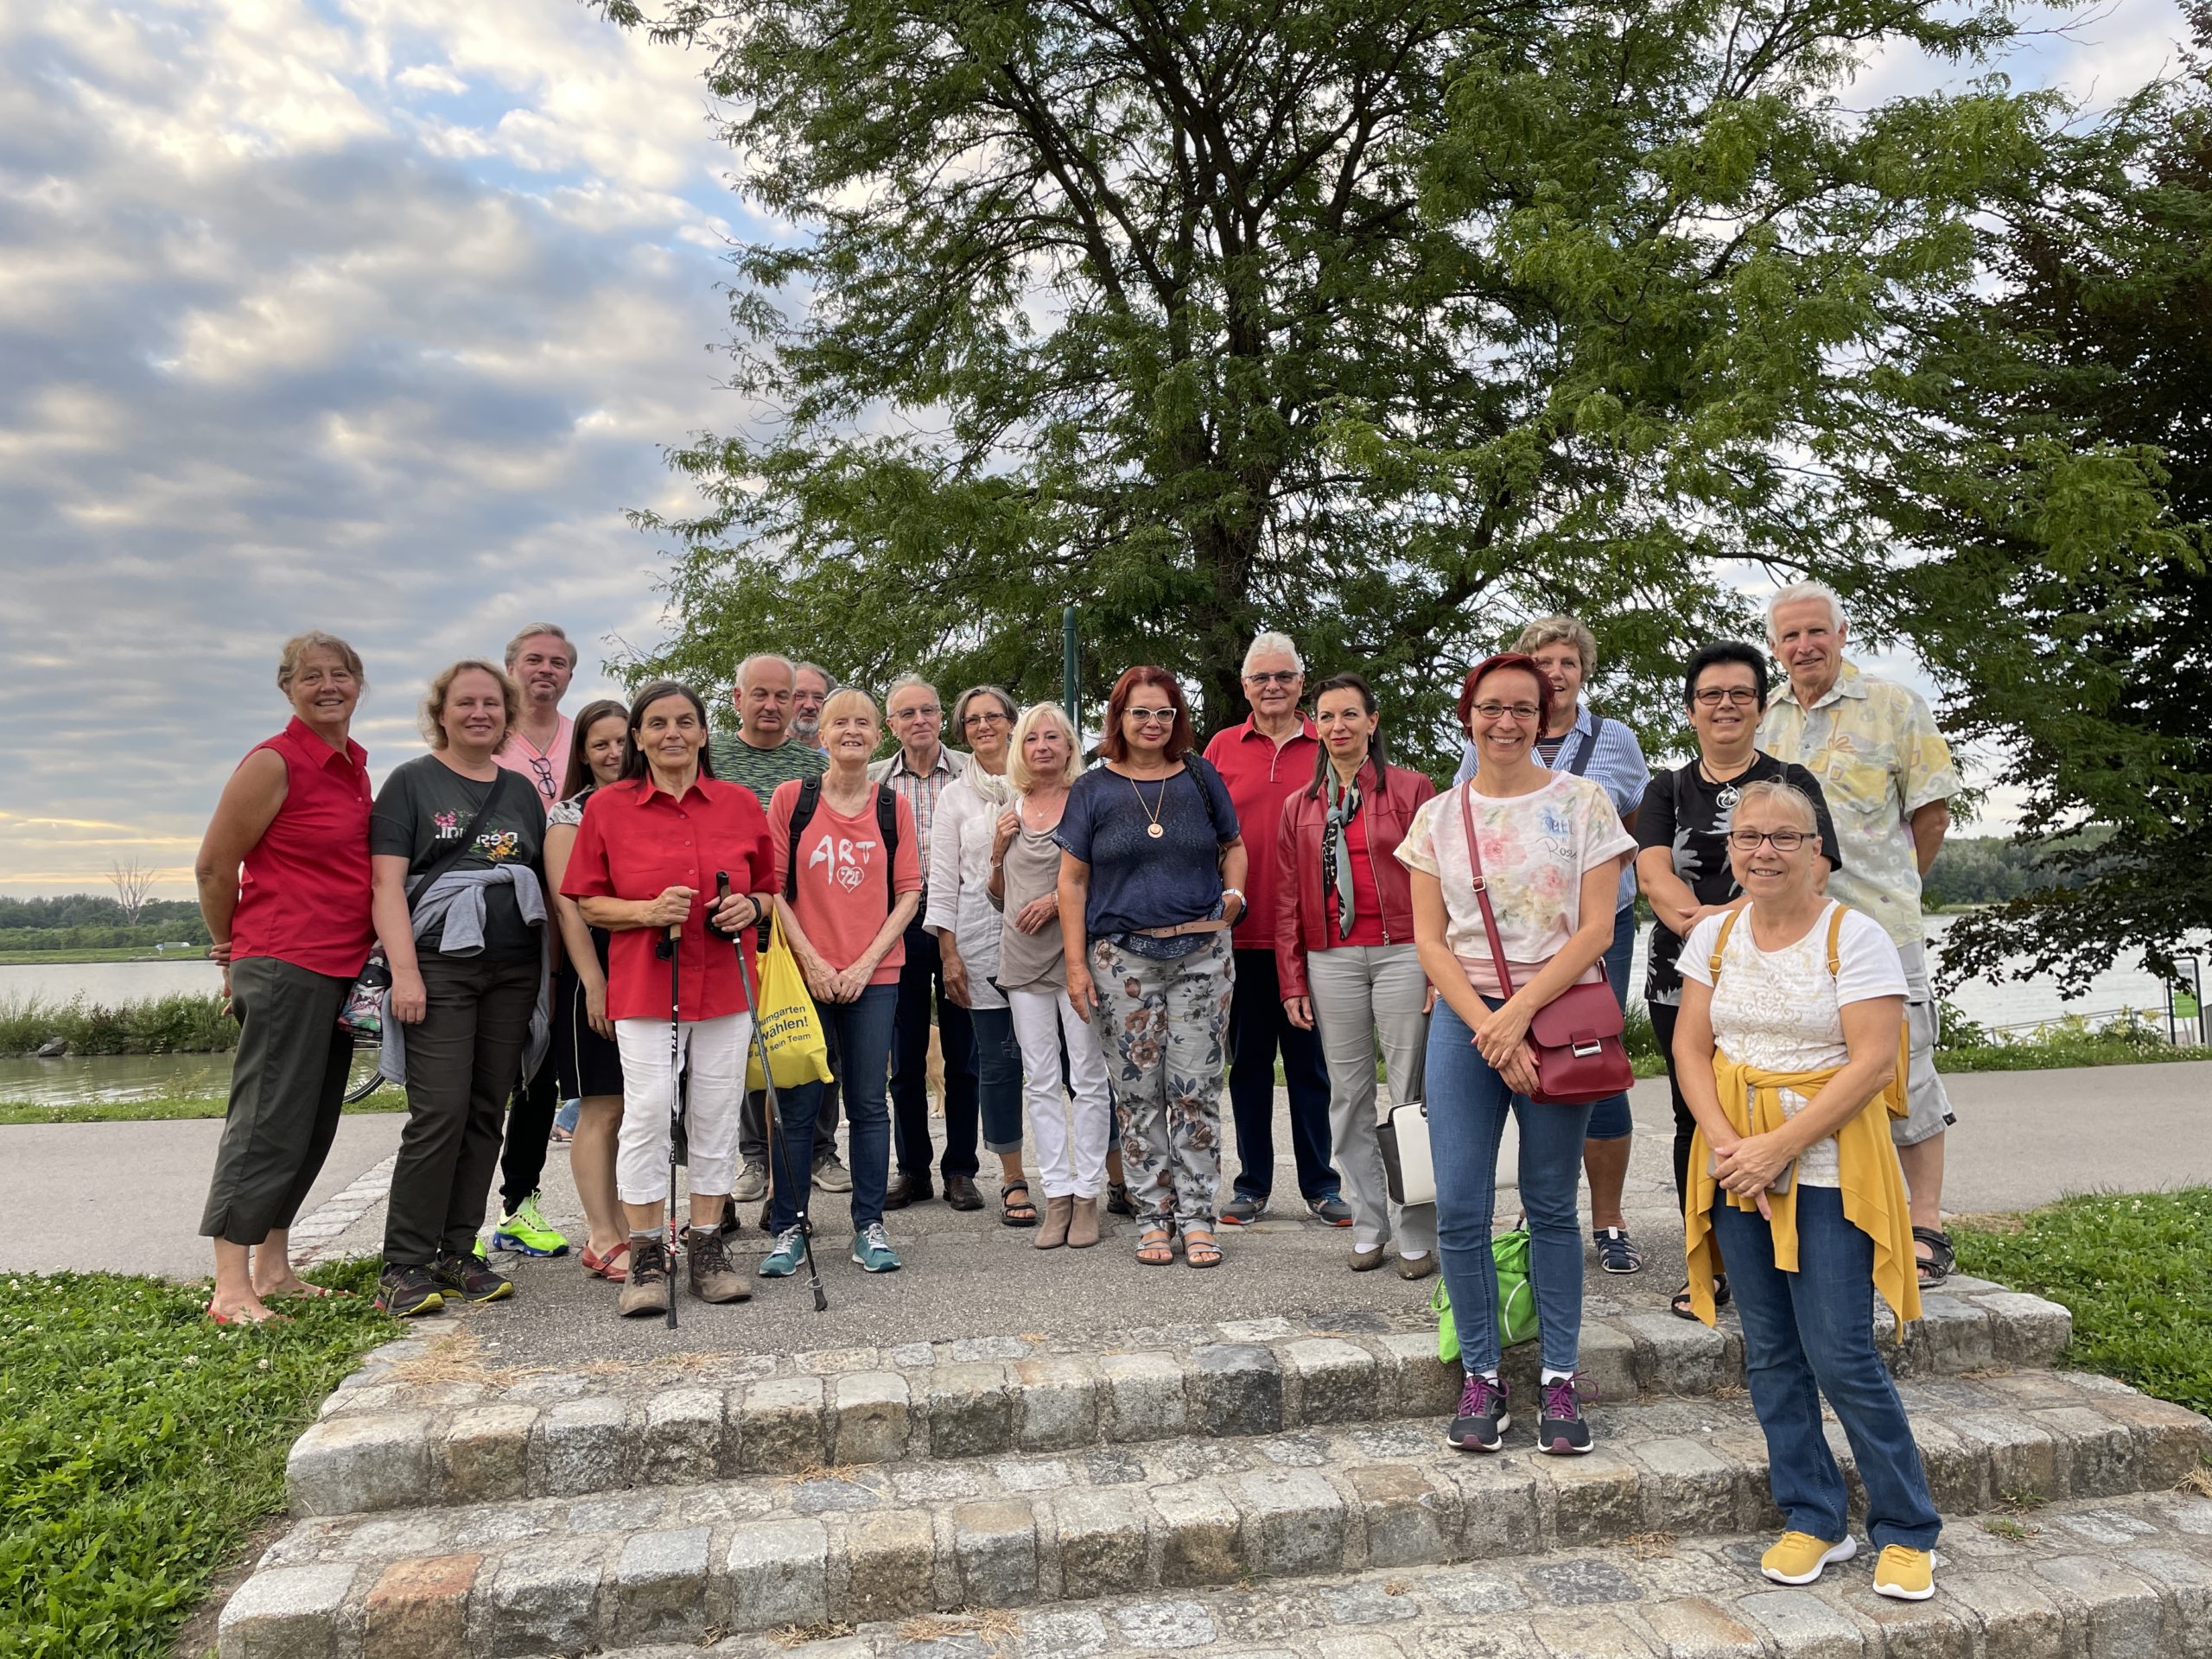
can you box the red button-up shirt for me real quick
[232,716,376,978]
[1201,715,1319,950]
[561,774,774,1023]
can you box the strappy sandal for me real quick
[1135,1225,1175,1267]
[1000,1179,1039,1228]
[1670,1274,1731,1320]
[1593,1226,1643,1275]
[1182,1227,1223,1269]
[1913,1226,1955,1288]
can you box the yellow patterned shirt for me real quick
[1757,662,1959,945]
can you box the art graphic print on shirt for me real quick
[803,824,879,892]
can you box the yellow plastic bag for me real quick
[745,912,832,1090]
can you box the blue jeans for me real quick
[1426,997,1592,1376]
[969,1004,1024,1155]
[1583,906,1636,1141]
[769,985,897,1235]
[1227,947,1338,1204]
[1713,1186,1941,1550]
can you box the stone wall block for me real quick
[841,1509,938,1623]
[1625,1435,1738,1535]
[951,1497,1041,1607]
[1053,1487,1153,1600]
[476,1536,609,1656]
[1618,1313,1726,1396]
[1188,1344,1283,1438]
[1533,1449,1643,1547]
[925,1363,1016,1459]
[441,1404,537,1505]
[1098,1352,1187,1442]
[1016,1357,1100,1452]
[612,1526,711,1643]
[1150,1480,1246,1587]
[1912,1294,1996,1373]
[2037,1405,2139,1497]
[1371,1332,1461,1419]
[530,1396,633,1498]
[721,1518,830,1631]
[1279,1338,1376,1426]
[363,1554,480,1659]
[642,1389,725,1488]
[830,1371,912,1466]
[1978,1290,2073,1367]
[734,1376,827,1475]
[217,1563,358,1659]
[1347,1464,1457,1569]
[1233,1468,1347,1577]
[288,1413,437,1517]
[1443,1458,1541,1555]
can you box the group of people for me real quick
[194,581,1960,1601]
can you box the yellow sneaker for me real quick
[1760,1529,1857,1585]
[1872,1544,1936,1600]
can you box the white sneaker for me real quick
[812,1153,853,1193]
[732,1160,769,1203]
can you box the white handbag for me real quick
[1376,1098,1434,1208]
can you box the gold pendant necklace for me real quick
[1130,774,1168,838]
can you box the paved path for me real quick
[0,1059,2200,1288]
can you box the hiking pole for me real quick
[658,919,683,1332]
[717,872,829,1313]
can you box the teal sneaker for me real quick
[850,1222,902,1274]
[493,1192,569,1257]
[759,1226,808,1278]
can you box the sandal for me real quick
[1135,1225,1175,1267]
[1000,1179,1039,1228]
[1105,1181,1135,1217]
[1669,1274,1731,1320]
[581,1240,632,1283]
[1913,1226,1955,1288]
[1593,1226,1643,1275]
[1182,1227,1223,1269]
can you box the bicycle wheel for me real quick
[342,1035,391,1105]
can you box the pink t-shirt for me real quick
[768,780,923,985]
[494,713,575,817]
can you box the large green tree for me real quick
[1849,10,2211,994]
[596,0,2065,766]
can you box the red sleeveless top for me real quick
[231,717,376,977]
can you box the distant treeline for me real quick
[1923,831,2111,910]
[0,895,209,950]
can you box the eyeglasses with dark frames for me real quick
[1728,829,1809,852]
[1693,687,1762,708]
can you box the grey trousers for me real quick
[1304,943,1437,1255]
[200,956,356,1246]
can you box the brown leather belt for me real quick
[1132,918,1233,938]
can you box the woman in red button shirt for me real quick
[563,681,775,1319]
[193,632,377,1324]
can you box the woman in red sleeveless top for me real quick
[194,632,377,1324]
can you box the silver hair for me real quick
[1733,778,1821,834]
[885,671,939,709]
[1241,631,1304,676]
[1764,581,1848,639]
[735,652,796,690]
[951,683,1019,733]
[794,662,837,694]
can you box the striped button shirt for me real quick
[868,744,967,877]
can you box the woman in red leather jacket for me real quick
[1274,672,1440,1276]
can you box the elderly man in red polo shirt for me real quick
[1202,632,1349,1226]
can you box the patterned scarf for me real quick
[969,764,1014,810]
[1321,763,1365,940]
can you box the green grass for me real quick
[0,1260,392,1658]
[0,994,236,1059]
[0,1091,404,1127]
[1954,1188,2212,1418]
[0,949,200,966]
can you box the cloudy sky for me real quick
[0,0,2185,896]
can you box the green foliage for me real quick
[1931,1007,2206,1072]
[0,1094,404,1127]
[591,0,2071,772]
[0,996,236,1058]
[0,897,206,937]
[1921,832,2110,911]
[1954,1189,2212,1416]
[0,925,211,954]
[0,1262,391,1658]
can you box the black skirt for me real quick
[554,933,626,1099]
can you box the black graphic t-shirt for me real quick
[370,755,547,958]
[1635,753,1842,1005]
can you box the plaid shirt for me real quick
[868,743,967,879]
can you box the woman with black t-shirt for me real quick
[369,659,550,1318]
[1634,642,1840,1319]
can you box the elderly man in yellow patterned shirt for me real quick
[1758,580,1963,1291]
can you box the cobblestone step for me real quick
[580,1488,2212,1659]
[289,1281,2070,1518]
[219,1368,2209,1657]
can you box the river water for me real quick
[1,917,2203,1106]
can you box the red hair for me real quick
[1456,652,1554,739]
[1100,666,1196,762]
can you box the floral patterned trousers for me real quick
[1090,931,1234,1231]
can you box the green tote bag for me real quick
[1433,1227,1538,1363]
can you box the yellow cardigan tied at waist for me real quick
[1682,1049,1922,1330]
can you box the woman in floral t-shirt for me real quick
[1397,653,1635,1458]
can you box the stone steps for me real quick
[217,1367,2210,1657]
[580,1488,2212,1658]
[287,1281,2071,1518]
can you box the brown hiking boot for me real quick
[683,1225,752,1304]
[617,1237,672,1318]
[1066,1195,1101,1249]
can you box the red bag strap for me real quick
[1458,785,1518,1000]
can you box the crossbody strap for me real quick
[1708,901,1847,981]
[407,767,515,907]
[1566,714,1605,778]
[1458,784,1518,1000]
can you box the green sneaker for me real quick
[759,1227,808,1278]
[850,1222,902,1274]
[493,1191,569,1257]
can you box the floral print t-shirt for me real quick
[1395,772,1636,997]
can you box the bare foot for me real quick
[254,1274,339,1300]
[208,1294,282,1324]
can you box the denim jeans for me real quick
[1712,1185,1940,1550]
[1227,947,1338,1203]
[769,985,897,1236]
[1582,905,1636,1141]
[1426,996,1592,1376]
[969,1004,1025,1155]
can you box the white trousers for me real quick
[613,1011,750,1205]
[1008,986,1112,1198]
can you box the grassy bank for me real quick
[0,948,208,966]
[0,1091,404,1127]
[1954,1188,2212,1418]
[0,1260,391,1659]
[0,994,235,1058]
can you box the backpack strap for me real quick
[783,776,823,902]
[875,785,900,914]
[1825,901,1846,977]
[1708,906,1741,980]
[1566,714,1605,778]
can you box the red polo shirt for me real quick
[561,774,774,1022]
[232,717,376,977]
[1201,715,1319,950]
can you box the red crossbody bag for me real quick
[1459,785,1633,1106]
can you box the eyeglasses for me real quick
[1243,670,1300,686]
[889,703,941,720]
[1694,688,1761,708]
[1124,706,1178,724]
[963,711,1010,728]
[1471,701,1541,723]
[525,755,556,799]
[1728,829,1809,852]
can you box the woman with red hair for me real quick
[1058,668,1246,1268]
